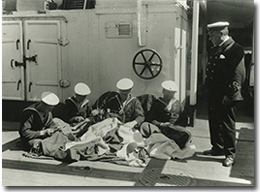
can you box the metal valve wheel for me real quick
[132,49,162,79]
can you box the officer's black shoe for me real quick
[203,149,224,156]
[223,156,235,167]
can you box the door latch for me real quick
[15,61,24,67]
[24,54,38,64]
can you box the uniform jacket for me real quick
[65,96,91,124]
[205,37,245,101]
[148,98,188,127]
[19,103,57,142]
[103,94,145,126]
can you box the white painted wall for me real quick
[3,1,192,108]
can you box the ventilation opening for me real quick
[119,24,131,36]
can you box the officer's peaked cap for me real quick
[207,21,229,31]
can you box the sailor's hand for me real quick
[160,122,171,127]
[91,109,100,116]
[74,116,84,122]
[169,119,175,124]
[41,128,55,136]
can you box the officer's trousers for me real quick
[208,92,237,158]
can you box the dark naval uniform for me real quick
[141,98,190,149]
[65,96,91,125]
[103,94,145,127]
[205,37,245,158]
[19,103,57,151]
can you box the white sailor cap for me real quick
[116,78,134,91]
[74,82,91,96]
[207,21,229,31]
[162,80,178,92]
[41,92,59,106]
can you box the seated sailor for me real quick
[19,92,60,151]
[99,78,145,130]
[140,80,191,149]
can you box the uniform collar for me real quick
[212,37,234,55]
[221,37,235,52]
[158,97,178,112]
[158,97,168,106]
[218,36,230,47]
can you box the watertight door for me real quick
[2,21,25,100]
[24,20,62,101]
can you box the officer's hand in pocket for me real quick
[222,95,233,106]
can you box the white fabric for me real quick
[66,118,120,155]
[80,117,120,142]
[117,125,144,146]
[65,137,109,156]
[146,133,196,160]
[116,142,137,161]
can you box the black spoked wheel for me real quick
[133,49,162,79]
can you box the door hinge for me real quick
[59,79,71,88]
[58,38,70,46]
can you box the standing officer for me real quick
[203,21,246,167]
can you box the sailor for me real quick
[65,82,92,126]
[19,92,60,151]
[103,78,145,129]
[203,21,246,167]
[140,80,191,149]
